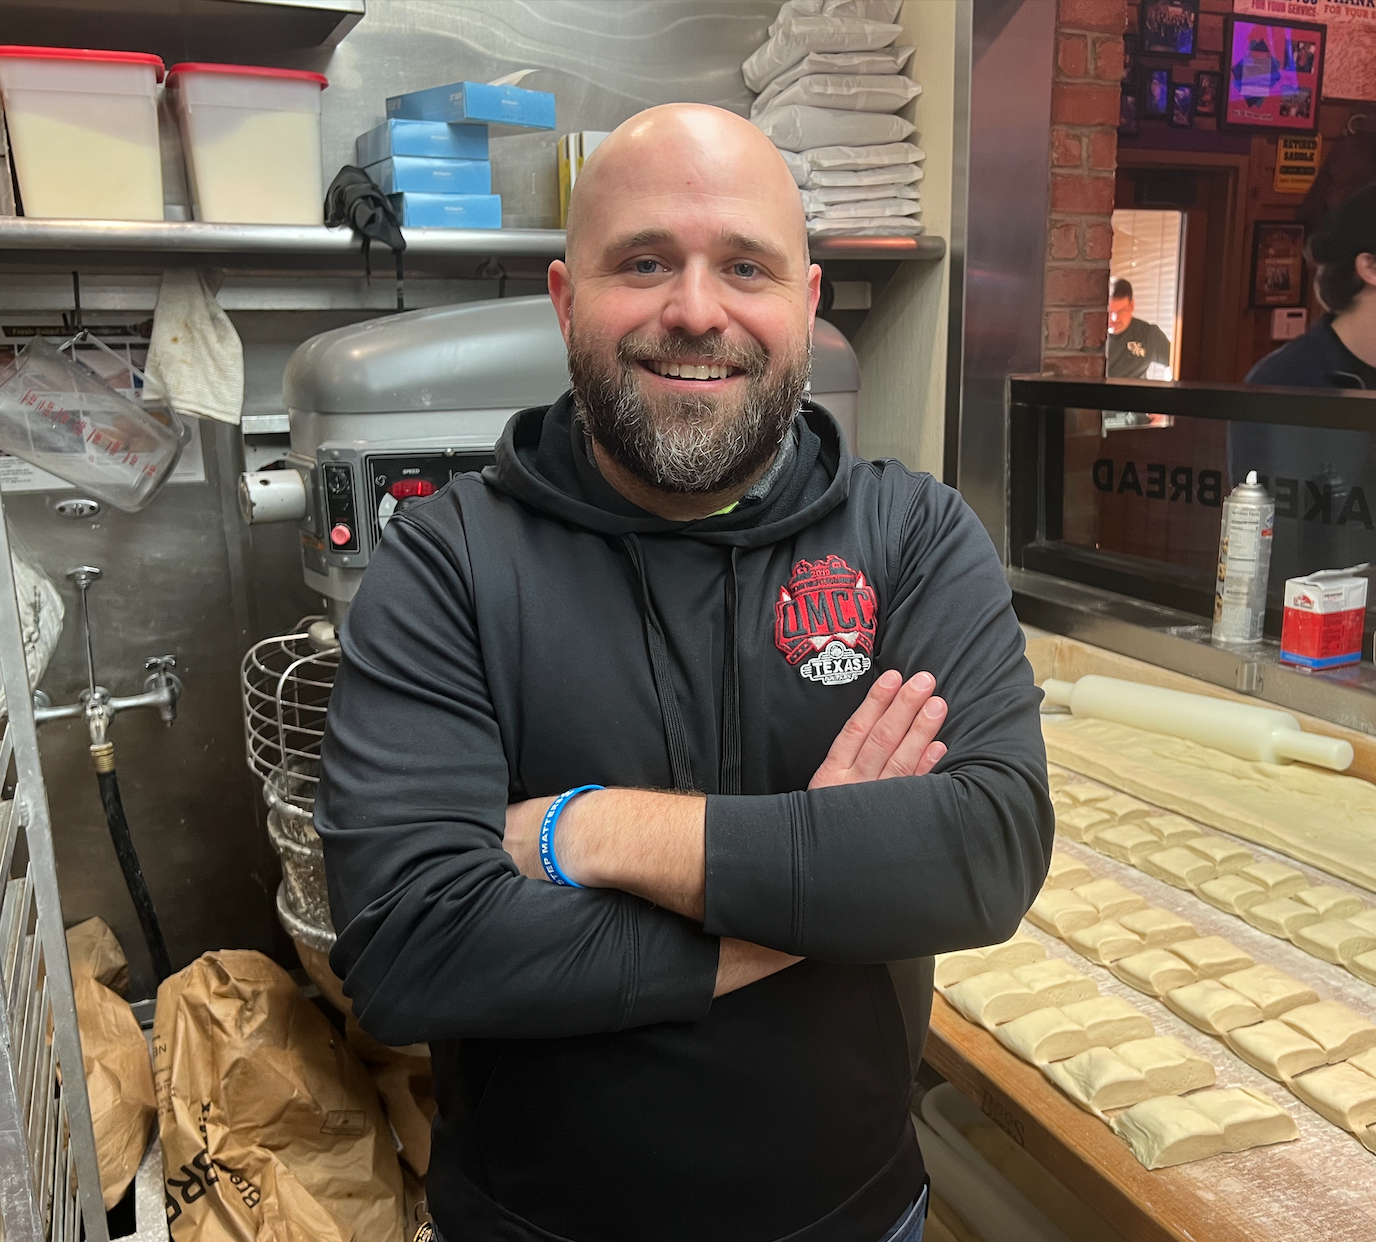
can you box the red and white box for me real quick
[1279,570,1368,669]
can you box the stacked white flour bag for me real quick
[745,0,924,237]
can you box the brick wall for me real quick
[1042,0,1127,377]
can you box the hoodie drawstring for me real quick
[619,536,744,796]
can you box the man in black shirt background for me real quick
[1107,278,1174,378]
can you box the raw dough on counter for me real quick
[1140,814,1202,847]
[1293,920,1376,965]
[1097,793,1154,822]
[1144,847,1215,889]
[1044,1047,1151,1114]
[1067,920,1143,964]
[1226,1020,1327,1081]
[1244,898,1322,940]
[934,948,990,988]
[1346,1046,1376,1078]
[1163,980,1264,1035]
[1112,949,1198,996]
[1218,965,1319,1020]
[1057,806,1112,843]
[1062,995,1155,1047]
[1044,853,1095,891]
[1093,824,1159,866]
[1184,837,1254,875]
[1168,936,1254,979]
[1348,949,1376,987]
[1110,1096,1226,1169]
[1041,715,1376,892]
[1186,1087,1299,1153]
[1345,909,1376,936]
[1289,1062,1376,1131]
[1118,907,1195,947]
[1027,890,1100,937]
[993,1006,1088,1065]
[1115,1035,1216,1095]
[943,971,1041,1027]
[1064,784,1113,806]
[1074,879,1148,921]
[1012,959,1099,1009]
[1239,861,1308,900]
[983,932,1048,974]
[1295,886,1365,922]
[1280,1001,1376,1063]
[1196,875,1268,916]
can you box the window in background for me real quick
[1110,209,1184,381]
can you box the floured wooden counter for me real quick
[926,632,1376,1242]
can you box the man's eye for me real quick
[633,258,661,275]
[733,262,758,278]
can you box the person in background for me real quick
[1107,278,1173,378]
[1247,181,1376,389]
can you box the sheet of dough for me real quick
[1226,1020,1327,1081]
[1074,879,1147,921]
[1062,995,1155,1047]
[1067,920,1143,964]
[1290,1062,1376,1131]
[1163,980,1264,1035]
[1280,1001,1376,1063]
[1042,715,1376,893]
[934,948,990,988]
[1027,890,1099,937]
[1145,847,1216,889]
[1112,948,1198,996]
[942,971,1040,1027]
[1218,965,1319,1020]
[1295,886,1365,921]
[1057,805,1112,843]
[1118,907,1196,947]
[1168,936,1253,979]
[1293,920,1376,966]
[1244,898,1322,940]
[1185,836,1254,874]
[1187,1087,1299,1152]
[1196,875,1268,916]
[1093,824,1159,867]
[982,932,1047,974]
[1097,793,1153,822]
[1115,1034,1216,1095]
[1043,1046,1151,1114]
[1110,1096,1225,1169]
[1012,959,1099,1008]
[993,1006,1088,1065]
[1044,853,1095,891]
[1240,861,1308,900]
[1140,814,1203,846]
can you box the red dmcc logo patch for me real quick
[774,555,877,665]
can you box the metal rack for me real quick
[0,500,108,1241]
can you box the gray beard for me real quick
[567,332,810,496]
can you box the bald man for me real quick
[318,105,1049,1242]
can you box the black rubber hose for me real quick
[95,767,172,982]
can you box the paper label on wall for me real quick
[0,417,205,492]
[1234,0,1376,27]
[1275,135,1321,192]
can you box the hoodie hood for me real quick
[484,390,852,546]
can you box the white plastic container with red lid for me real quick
[166,63,328,225]
[0,46,165,220]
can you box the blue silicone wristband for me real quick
[538,785,604,887]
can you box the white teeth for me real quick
[647,360,735,380]
[667,363,680,377]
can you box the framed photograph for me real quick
[1119,91,1140,135]
[1122,34,1140,87]
[1223,16,1325,132]
[1170,82,1195,127]
[1144,67,1171,117]
[1250,221,1306,307]
[1141,0,1199,56]
[1195,70,1221,117]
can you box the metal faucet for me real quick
[31,566,183,742]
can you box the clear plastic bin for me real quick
[167,63,328,225]
[0,335,184,513]
[0,46,165,220]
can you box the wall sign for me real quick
[1251,221,1307,307]
[1234,0,1376,29]
[1274,134,1322,191]
[1223,16,1326,131]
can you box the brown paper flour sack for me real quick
[66,916,157,1210]
[153,950,405,1242]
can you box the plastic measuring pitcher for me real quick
[0,333,185,512]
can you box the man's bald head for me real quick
[565,104,808,272]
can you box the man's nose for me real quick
[661,263,731,338]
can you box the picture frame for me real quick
[1140,0,1199,57]
[1119,91,1140,135]
[1250,221,1306,307]
[1222,16,1325,133]
[1195,70,1221,117]
[1170,82,1195,127]
[1122,34,1140,88]
[1143,67,1172,117]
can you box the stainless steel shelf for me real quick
[810,235,946,262]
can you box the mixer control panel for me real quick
[321,464,360,554]
[365,451,494,546]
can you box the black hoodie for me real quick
[316,395,1052,1242]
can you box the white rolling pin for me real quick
[1041,674,1354,772]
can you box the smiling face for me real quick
[548,105,821,496]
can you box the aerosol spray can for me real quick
[1212,471,1275,645]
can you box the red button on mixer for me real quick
[389,478,436,500]
[329,523,352,547]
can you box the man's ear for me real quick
[1357,252,1376,290]
[548,260,574,342]
[805,262,823,332]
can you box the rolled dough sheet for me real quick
[1239,861,1309,901]
[1044,1046,1151,1114]
[1042,715,1376,893]
[1168,936,1254,979]
[1290,1062,1376,1131]
[1226,1020,1327,1081]
[1045,852,1095,890]
[993,1006,1089,1065]
[1185,836,1255,875]
[1057,806,1112,843]
[1110,1096,1226,1169]
[1295,886,1365,922]
[1012,959,1099,1009]
[1293,920,1376,966]
[1115,1034,1217,1095]
[1196,875,1268,916]
[1144,847,1216,890]
[1112,948,1198,997]
[982,932,1048,974]
[1218,965,1319,1020]
[1027,889,1100,938]
[1062,994,1155,1047]
[1280,1001,1376,1063]
[1244,898,1323,941]
[942,971,1041,1027]
[1093,824,1160,867]
[1068,920,1143,964]
[1118,907,1196,947]
[1074,878,1148,921]
[1140,814,1203,847]
[1187,1086,1299,1153]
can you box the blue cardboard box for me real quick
[354,119,490,167]
[388,192,503,229]
[385,81,555,130]
[365,156,492,196]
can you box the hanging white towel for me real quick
[144,268,244,425]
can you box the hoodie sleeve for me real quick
[315,512,720,1046]
[703,471,1053,962]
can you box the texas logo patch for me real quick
[774,555,876,685]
